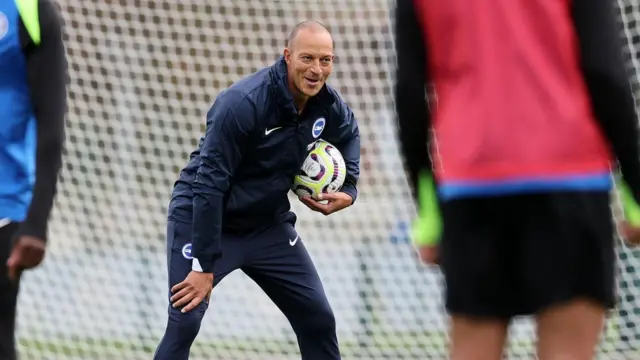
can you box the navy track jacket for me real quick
[169,57,361,273]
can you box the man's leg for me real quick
[439,196,520,360]
[0,222,20,360]
[154,220,243,360]
[242,222,339,360]
[519,191,615,360]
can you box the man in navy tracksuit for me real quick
[154,21,360,360]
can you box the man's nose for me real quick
[309,64,321,75]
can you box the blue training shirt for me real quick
[0,0,67,241]
[0,0,37,221]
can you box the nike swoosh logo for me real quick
[289,235,299,246]
[265,127,283,135]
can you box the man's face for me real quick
[284,29,334,99]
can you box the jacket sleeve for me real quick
[327,100,360,203]
[17,0,68,242]
[393,0,432,202]
[572,0,640,203]
[191,90,255,273]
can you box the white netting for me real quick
[13,0,640,359]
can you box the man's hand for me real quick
[300,192,353,216]
[416,245,439,266]
[620,221,640,246]
[171,271,214,313]
[6,236,46,282]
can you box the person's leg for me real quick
[0,222,21,360]
[520,191,615,360]
[242,222,339,360]
[154,220,244,360]
[439,197,517,360]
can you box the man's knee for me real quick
[295,297,336,335]
[291,298,340,359]
[154,302,208,360]
[448,315,508,360]
[165,302,208,344]
[536,298,605,360]
[310,304,336,334]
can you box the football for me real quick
[292,139,347,198]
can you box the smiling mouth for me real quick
[305,77,321,86]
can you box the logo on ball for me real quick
[182,243,193,260]
[312,118,325,138]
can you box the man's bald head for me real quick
[286,20,334,49]
[283,20,335,108]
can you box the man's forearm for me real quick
[573,0,640,202]
[191,189,223,273]
[338,136,360,203]
[19,0,67,241]
[189,95,251,274]
[591,75,640,200]
[394,0,432,201]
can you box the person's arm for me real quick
[328,100,360,204]
[191,90,255,274]
[394,1,442,252]
[393,0,432,200]
[572,0,640,203]
[16,0,68,242]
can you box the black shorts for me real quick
[0,222,19,313]
[439,190,616,319]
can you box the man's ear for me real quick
[283,48,292,63]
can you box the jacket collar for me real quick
[270,56,335,116]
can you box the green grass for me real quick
[15,331,446,358]
[16,328,638,359]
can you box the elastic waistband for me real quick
[438,172,612,200]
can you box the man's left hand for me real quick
[170,271,214,313]
[416,245,439,266]
[300,192,353,216]
[620,221,640,246]
[6,236,46,282]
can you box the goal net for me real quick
[15,1,640,359]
